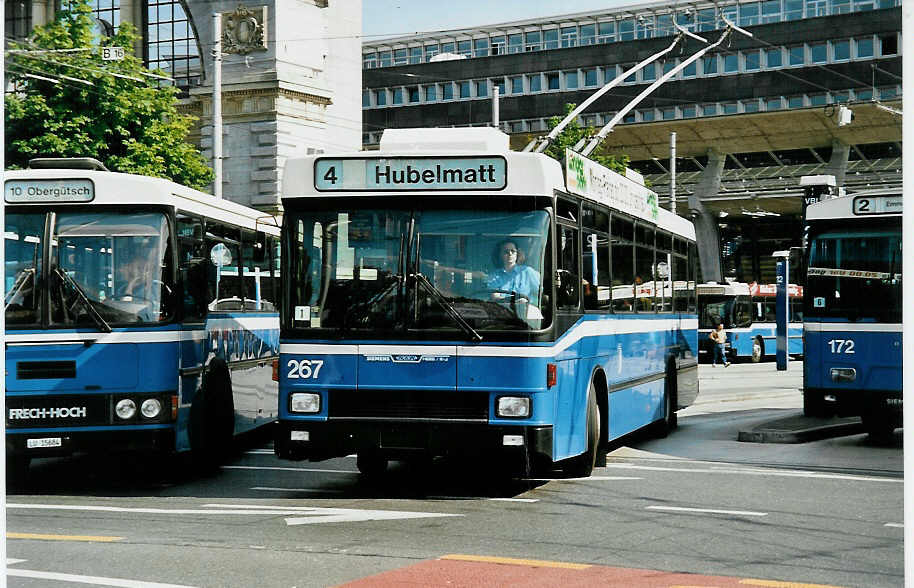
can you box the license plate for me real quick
[26,437,62,449]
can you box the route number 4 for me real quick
[287,359,324,379]
[827,339,855,354]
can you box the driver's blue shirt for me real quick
[487,264,540,298]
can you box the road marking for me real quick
[252,486,345,494]
[554,476,644,481]
[740,579,846,588]
[7,532,122,542]
[7,559,27,565]
[488,498,539,503]
[244,449,274,455]
[223,465,356,474]
[605,462,901,483]
[7,568,197,587]
[441,554,591,570]
[203,503,461,526]
[647,506,768,517]
[885,523,903,528]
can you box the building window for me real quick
[393,48,407,65]
[623,64,637,83]
[696,8,716,31]
[374,89,387,106]
[636,14,653,39]
[642,63,657,81]
[473,38,489,58]
[761,0,781,22]
[723,103,738,114]
[457,39,471,57]
[379,51,392,67]
[561,26,578,48]
[392,88,403,105]
[565,70,579,89]
[662,60,676,76]
[475,80,488,97]
[743,100,760,112]
[744,50,760,71]
[580,24,596,45]
[808,93,827,105]
[656,14,674,37]
[766,47,782,68]
[739,2,760,25]
[90,0,120,31]
[682,61,697,77]
[507,34,522,54]
[510,76,524,94]
[528,74,542,92]
[662,107,676,120]
[597,21,615,42]
[583,68,598,86]
[146,1,202,90]
[831,0,851,13]
[490,36,505,55]
[806,0,827,17]
[493,78,506,96]
[546,72,560,90]
[459,81,471,98]
[832,39,850,60]
[442,82,454,100]
[703,55,718,75]
[879,86,898,100]
[425,44,439,61]
[362,90,370,108]
[640,109,655,122]
[702,103,719,116]
[766,97,783,110]
[810,42,827,63]
[424,85,436,102]
[855,88,873,101]
[619,19,635,41]
[879,34,898,56]
[788,45,805,65]
[833,91,849,102]
[856,37,874,58]
[363,53,377,69]
[440,42,455,54]
[525,31,542,51]
[681,106,696,118]
[408,87,419,103]
[723,54,739,73]
[784,0,804,19]
[409,47,422,64]
[787,95,805,108]
[544,29,559,49]
[6,0,32,40]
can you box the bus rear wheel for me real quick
[190,367,234,472]
[653,368,678,438]
[562,381,599,478]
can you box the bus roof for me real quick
[4,167,280,235]
[282,128,695,241]
[806,189,902,221]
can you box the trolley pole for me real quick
[670,131,677,214]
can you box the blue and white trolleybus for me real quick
[274,129,699,477]
[4,158,281,476]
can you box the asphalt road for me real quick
[6,361,904,588]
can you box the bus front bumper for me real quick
[6,427,176,459]
[807,387,902,423]
[275,420,553,464]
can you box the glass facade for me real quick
[146,0,202,90]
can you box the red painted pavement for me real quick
[337,556,843,588]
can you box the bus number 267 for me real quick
[827,339,855,354]
[287,359,324,379]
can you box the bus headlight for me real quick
[290,393,321,414]
[115,399,137,420]
[141,398,162,419]
[496,396,531,418]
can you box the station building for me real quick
[5,0,363,214]
[361,1,902,282]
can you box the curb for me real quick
[737,413,864,444]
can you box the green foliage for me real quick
[5,0,214,191]
[544,103,630,175]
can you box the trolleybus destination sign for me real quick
[314,157,507,191]
[5,179,95,203]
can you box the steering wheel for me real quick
[471,288,530,303]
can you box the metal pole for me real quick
[212,12,223,199]
[492,87,500,127]
[670,131,677,214]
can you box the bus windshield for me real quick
[806,228,901,322]
[5,210,172,327]
[698,294,751,329]
[286,207,550,336]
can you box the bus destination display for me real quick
[314,157,506,191]
[5,179,94,203]
[852,194,903,215]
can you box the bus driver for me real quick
[487,239,540,300]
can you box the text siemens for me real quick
[9,407,87,420]
[375,164,499,186]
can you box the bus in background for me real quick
[274,128,699,478]
[697,282,803,363]
[4,158,281,478]
[802,189,901,439]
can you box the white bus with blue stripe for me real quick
[4,159,280,476]
[275,128,699,477]
[802,189,902,439]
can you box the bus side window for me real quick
[242,231,277,312]
[177,214,207,322]
[687,242,698,313]
[610,214,635,312]
[206,223,244,311]
[635,223,654,313]
[556,224,579,310]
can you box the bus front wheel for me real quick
[562,381,599,478]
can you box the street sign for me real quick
[101,47,125,61]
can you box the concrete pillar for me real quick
[688,148,726,282]
[826,139,850,187]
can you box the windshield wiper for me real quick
[4,267,35,309]
[412,272,482,342]
[54,267,112,333]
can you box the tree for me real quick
[5,0,214,191]
[543,103,630,175]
